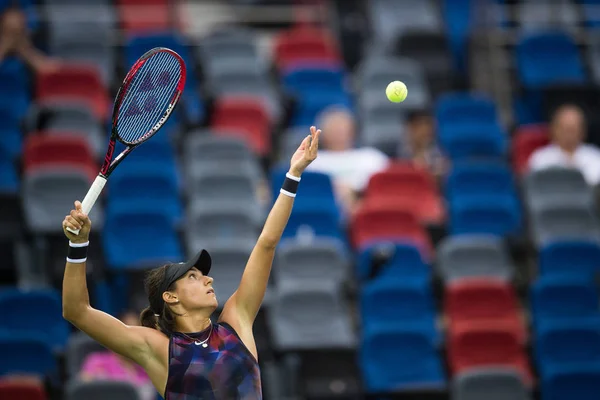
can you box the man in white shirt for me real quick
[307,106,390,213]
[528,104,600,186]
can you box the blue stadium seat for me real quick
[356,243,430,282]
[438,122,507,160]
[282,66,346,95]
[0,334,57,377]
[292,92,352,126]
[270,169,338,212]
[125,33,204,125]
[0,157,18,193]
[435,92,498,126]
[108,164,182,224]
[446,161,517,203]
[534,321,600,376]
[360,279,438,344]
[0,288,69,350]
[516,31,585,88]
[360,325,445,392]
[541,366,600,400]
[282,202,344,242]
[539,240,600,278]
[450,195,521,236]
[0,58,30,119]
[531,275,600,332]
[103,205,183,269]
[0,108,22,160]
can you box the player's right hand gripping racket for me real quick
[66,47,186,235]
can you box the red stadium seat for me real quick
[351,202,431,253]
[0,379,47,400]
[448,324,532,383]
[512,124,550,175]
[274,26,342,70]
[211,97,272,156]
[23,134,96,179]
[117,0,172,33]
[445,279,527,344]
[363,162,446,225]
[36,65,109,120]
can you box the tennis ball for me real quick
[386,81,408,103]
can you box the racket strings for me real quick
[117,51,182,144]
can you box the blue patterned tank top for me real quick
[165,322,262,400]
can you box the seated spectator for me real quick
[529,104,600,186]
[398,109,447,178]
[307,106,390,214]
[79,310,155,400]
[0,3,58,72]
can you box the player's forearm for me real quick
[62,250,92,321]
[256,168,299,248]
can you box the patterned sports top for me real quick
[165,322,262,400]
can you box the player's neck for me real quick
[175,313,212,334]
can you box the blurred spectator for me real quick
[398,109,447,178]
[307,106,389,214]
[529,104,600,186]
[79,310,155,400]
[0,3,58,72]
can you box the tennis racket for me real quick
[66,47,186,235]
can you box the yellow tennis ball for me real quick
[386,81,408,103]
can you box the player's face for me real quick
[175,268,218,310]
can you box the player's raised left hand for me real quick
[289,126,320,177]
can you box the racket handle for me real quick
[66,175,107,235]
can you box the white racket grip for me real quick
[66,175,107,235]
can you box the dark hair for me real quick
[140,265,179,336]
[406,108,432,124]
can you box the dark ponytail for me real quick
[140,265,179,336]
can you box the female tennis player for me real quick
[62,126,321,399]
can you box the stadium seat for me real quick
[36,65,109,120]
[184,134,257,166]
[541,366,600,400]
[65,332,106,378]
[531,275,600,332]
[211,97,272,155]
[273,26,342,70]
[357,242,431,282]
[449,196,522,236]
[451,367,531,400]
[188,168,259,206]
[517,0,578,31]
[360,120,404,156]
[446,161,518,203]
[511,124,550,174]
[437,235,515,282]
[270,169,338,214]
[538,240,600,277]
[360,324,445,392]
[0,58,30,119]
[530,201,600,245]
[22,134,96,175]
[275,238,347,284]
[103,205,183,269]
[445,279,526,343]
[0,107,23,160]
[185,200,262,249]
[22,168,102,233]
[448,324,531,383]
[283,202,344,242]
[364,163,445,224]
[438,122,507,160]
[123,139,177,169]
[516,31,585,88]
[200,27,262,76]
[435,93,498,126]
[352,203,431,252]
[0,288,69,350]
[361,278,438,343]
[534,322,600,376]
[107,165,182,224]
[117,0,171,33]
[523,167,592,211]
[124,32,204,124]
[282,66,346,95]
[292,91,352,126]
[0,335,57,377]
[269,280,356,351]
[201,240,254,306]
[0,380,47,400]
[66,379,141,400]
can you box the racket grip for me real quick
[66,175,107,235]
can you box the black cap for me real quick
[151,250,212,315]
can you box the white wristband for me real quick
[286,172,301,182]
[280,188,297,198]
